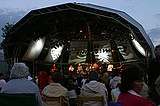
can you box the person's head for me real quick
[120,64,144,94]
[10,63,29,79]
[68,79,74,85]
[113,71,120,77]
[88,70,98,81]
[93,62,99,69]
[103,72,109,77]
[51,72,62,83]
[38,71,48,78]
[155,44,160,58]
[83,74,88,79]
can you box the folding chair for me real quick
[42,95,68,106]
[0,93,36,106]
[77,95,104,106]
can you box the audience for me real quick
[148,44,160,105]
[109,72,121,89]
[111,83,121,102]
[101,72,111,102]
[1,61,159,106]
[81,73,88,87]
[37,71,51,94]
[140,81,149,99]
[66,79,77,106]
[42,72,69,106]
[80,70,108,106]
[1,63,43,106]
[117,64,155,106]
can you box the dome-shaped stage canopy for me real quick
[4,2,155,67]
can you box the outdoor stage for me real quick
[3,3,155,75]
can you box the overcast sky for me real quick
[1,0,160,46]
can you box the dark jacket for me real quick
[148,58,160,105]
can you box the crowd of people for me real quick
[0,44,160,106]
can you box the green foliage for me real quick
[0,22,14,50]
[2,22,14,38]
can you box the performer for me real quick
[107,62,113,72]
[85,63,91,73]
[50,64,58,73]
[77,63,83,74]
[69,65,74,72]
[92,62,99,70]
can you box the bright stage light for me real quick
[35,39,43,51]
[132,39,146,56]
[22,37,45,60]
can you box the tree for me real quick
[0,22,14,49]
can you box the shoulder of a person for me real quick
[99,82,107,87]
[0,79,6,81]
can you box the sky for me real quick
[1,0,160,46]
